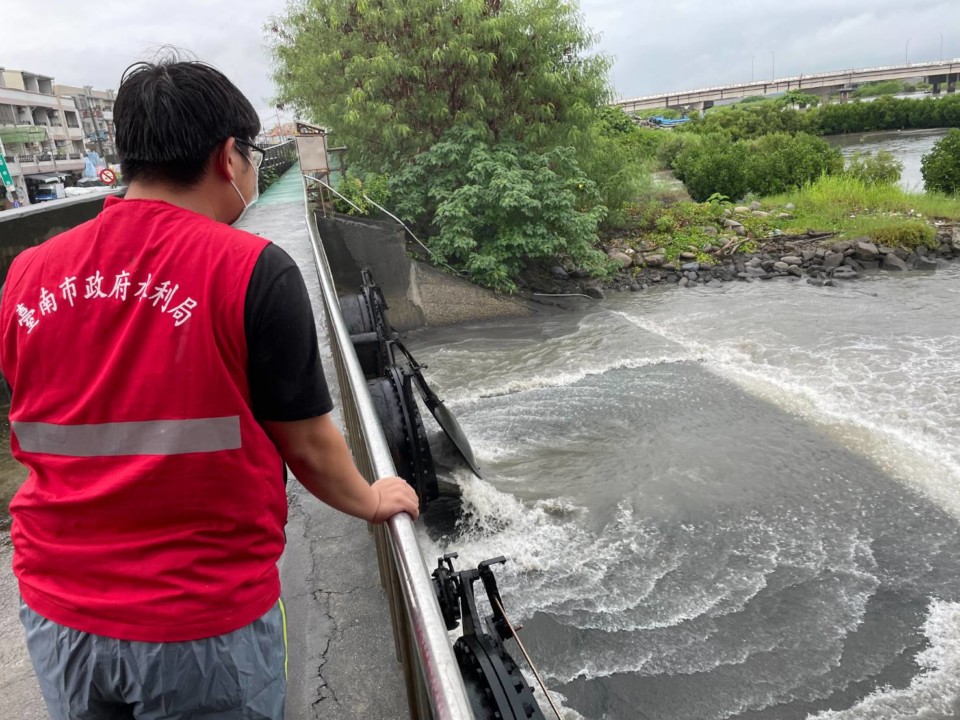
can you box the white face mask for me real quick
[229,153,259,226]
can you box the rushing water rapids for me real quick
[413,264,960,719]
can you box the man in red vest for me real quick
[0,59,419,718]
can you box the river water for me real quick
[829,128,950,192]
[412,265,960,719]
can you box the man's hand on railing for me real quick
[369,477,420,523]
[263,414,420,522]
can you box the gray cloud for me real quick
[5,0,960,120]
[4,0,289,122]
[586,0,960,99]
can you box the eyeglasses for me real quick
[234,138,266,170]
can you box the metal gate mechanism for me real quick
[340,270,553,720]
[433,554,549,720]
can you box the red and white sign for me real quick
[99,168,117,185]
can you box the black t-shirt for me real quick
[244,243,333,421]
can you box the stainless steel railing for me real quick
[301,176,475,720]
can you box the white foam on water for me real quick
[809,599,960,719]
[445,353,697,409]
[612,309,960,522]
[416,311,693,407]
[420,469,881,699]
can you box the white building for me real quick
[0,68,90,205]
[55,84,116,160]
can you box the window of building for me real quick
[65,111,80,129]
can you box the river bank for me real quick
[518,163,960,300]
[523,241,957,299]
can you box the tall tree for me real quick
[268,0,611,170]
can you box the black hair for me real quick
[115,55,260,186]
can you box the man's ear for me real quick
[213,138,240,183]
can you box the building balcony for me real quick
[4,155,85,178]
[0,86,60,110]
[0,124,50,144]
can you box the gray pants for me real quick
[20,599,287,720]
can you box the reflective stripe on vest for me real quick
[12,417,241,457]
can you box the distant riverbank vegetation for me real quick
[269,0,960,291]
[686,94,960,139]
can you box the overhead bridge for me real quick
[614,59,960,112]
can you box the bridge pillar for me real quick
[839,88,852,104]
[949,74,957,93]
[929,74,945,95]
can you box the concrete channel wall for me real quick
[317,212,535,330]
[0,192,121,286]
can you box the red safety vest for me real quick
[0,197,287,642]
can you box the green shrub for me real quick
[389,127,608,292]
[672,134,748,202]
[258,167,280,194]
[844,149,903,186]
[578,115,653,227]
[921,129,960,195]
[870,221,937,250]
[333,173,392,216]
[633,108,685,119]
[684,94,960,140]
[746,133,843,195]
[683,102,816,140]
[672,132,841,201]
[778,90,821,108]
[852,80,904,98]
[657,132,705,170]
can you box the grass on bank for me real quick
[608,175,960,267]
[764,175,960,248]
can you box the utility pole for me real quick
[751,55,755,82]
[771,51,776,81]
[905,38,911,65]
[82,88,106,161]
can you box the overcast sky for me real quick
[5,0,960,123]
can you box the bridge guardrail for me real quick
[301,174,476,720]
[262,139,296,174]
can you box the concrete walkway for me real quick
[0,167,408,719]
[241,167,409,720]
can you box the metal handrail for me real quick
[300,174,475,720]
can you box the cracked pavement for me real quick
[281,486,407,720]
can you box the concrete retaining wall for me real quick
[316,212,534,331]
[0,191,120,286]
